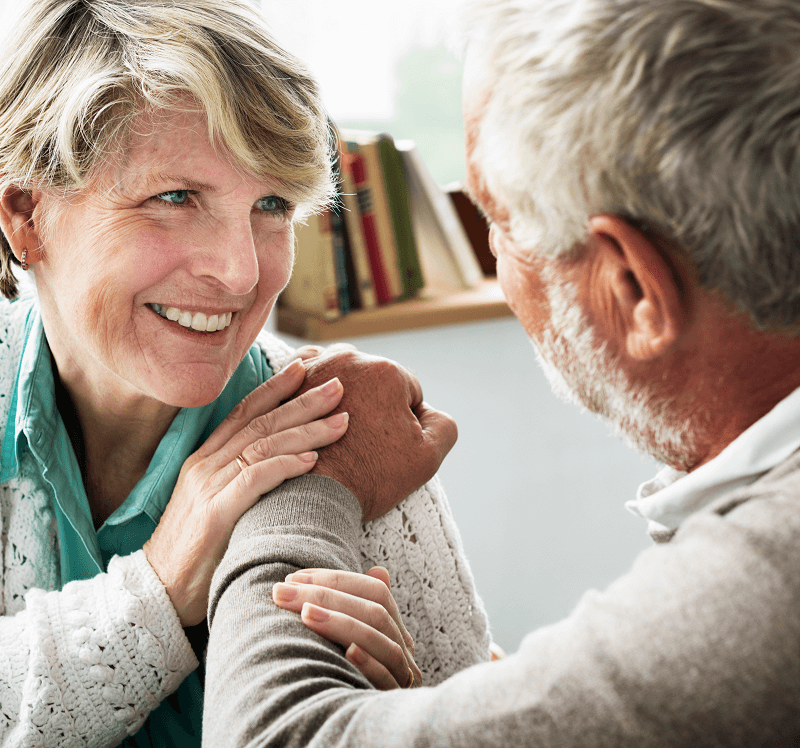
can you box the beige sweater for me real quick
[205,461,800,747]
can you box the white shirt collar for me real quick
[626,385,800,535]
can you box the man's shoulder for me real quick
[679,451,800,568]
[712,449,800,521]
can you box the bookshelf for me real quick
[279,125,505,341]
[276,278,511,341]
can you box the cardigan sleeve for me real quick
[0,550,198,748]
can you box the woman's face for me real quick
[32,107,296,409]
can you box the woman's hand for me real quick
[144,358,349,627]
[273,566,422,690]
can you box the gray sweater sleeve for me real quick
[204,474,800,748]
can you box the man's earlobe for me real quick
[588,214,688,361]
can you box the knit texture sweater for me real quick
[0,296,491,748]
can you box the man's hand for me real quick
[294,346,457,522]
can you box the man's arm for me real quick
[205,472,800,747]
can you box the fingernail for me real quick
[303,603,329,623]
[298,451,318,463]
[319,377,341,396]
[346,642,367,666]
[286,572,313,584]
[327,412,349,429]
[285,358,304,374]
[273,583,298,602]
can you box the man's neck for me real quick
[668,299,800,472]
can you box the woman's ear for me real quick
[0,185,44,266]
[586,214,689,361]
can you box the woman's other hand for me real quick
[273,566,422,690]
[144,358,349,626]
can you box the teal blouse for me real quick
[0,304,274,747]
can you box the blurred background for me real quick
[260,0,467,186]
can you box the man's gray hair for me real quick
[462,0,800,330]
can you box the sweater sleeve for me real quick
[204,474,800,748]
[0,550,198,748]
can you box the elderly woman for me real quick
[0,1,491,746]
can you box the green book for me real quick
[376,134,425,298]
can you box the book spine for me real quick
[328,133,351,315]
[339,149,377,309]
[281,211,340,319]
[377,134,425,298]
[404,143,483,288]
[349,151,392,305]
[399,144,469,293]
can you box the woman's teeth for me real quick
[148,303,233,332]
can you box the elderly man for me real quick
[203,0,800,745]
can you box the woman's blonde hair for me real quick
[0,0,333,299]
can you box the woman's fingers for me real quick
[296,601,413,690]
[214,377,344,472]
[211,451,321,529]
[244,412,350,464]
[196,358,307,457]
[211,412,349,492]
[345,643,409,690]
[364,567,415,656]
[273,570,421,688]
[284,568,413,654]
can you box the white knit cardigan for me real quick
[0,297,491,748]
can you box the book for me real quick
[280,211,340,320]
[347,148,393,304]
[337,142,378,309]
[376,133,425,298]
[341,130,404,302]
[395,139,484,291]
[445,182,496,276]
[328,132,351,315]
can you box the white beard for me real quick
[534,267,706,470]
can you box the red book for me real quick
[348,150,392,305]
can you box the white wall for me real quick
[272,313,657,651]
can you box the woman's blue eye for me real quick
[156,190,189,205]
[256,195,291,216]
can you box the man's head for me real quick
[461,0,800,469]
[463,0,800,327]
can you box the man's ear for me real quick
[0,185,44,266]
[587,214,688,361]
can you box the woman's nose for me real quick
[193,219,259,296]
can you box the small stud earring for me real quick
[21,247,28,271]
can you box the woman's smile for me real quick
[147,303,235,333]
